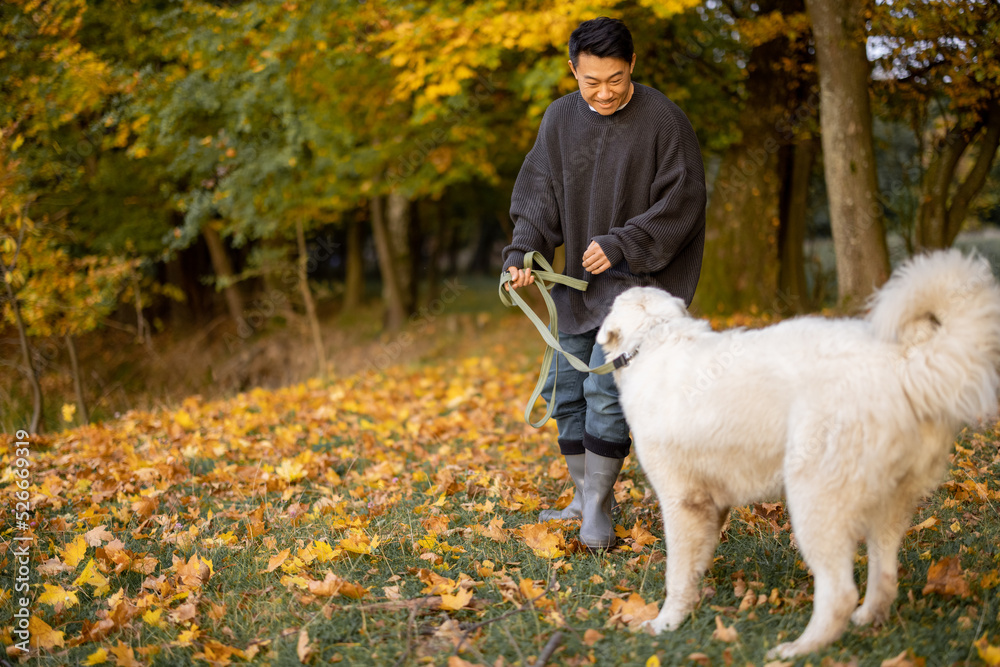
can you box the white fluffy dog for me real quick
[596,250,1000,658]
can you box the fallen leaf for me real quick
[62,535,89,568]
[109,641,142,667]
[880,650,922,667]
[608,593,658,628]
[583,628,604,646]
[976,635,1000,667]
[265,548,291,573]
[922,556,971,598]
[297,628,314,664]
[712,615,739,642]
[439,587,474,611]
[84,647,109,664]
[28,616,65,649]
[73,559,111,596]
[37,583,79,610]
[520,523,566,559]
[84,525,114,547]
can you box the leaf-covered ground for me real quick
[3,311,1000,666]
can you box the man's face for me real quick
[569,52,636,116]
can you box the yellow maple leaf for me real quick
[175,409,196,430]
[629,520,659,549]
[143,608,167,629]
[976,635,1000,666]
[109,640,142,667]
[84,647,108,664]
[175,623,201,647]
[338,530,378,555]
[520,523,566,559]
[62,403,77,422]
[307,540,336,563]
[439,587,474,611]
[28,615,65,649]
[275,458,306,483]
[36,583,79,609]
[73,559,111,596]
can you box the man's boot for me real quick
[579,451,624,549]
[539,454,585,521]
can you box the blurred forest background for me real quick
[2,0,999,432]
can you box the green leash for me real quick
[498,251,636,427]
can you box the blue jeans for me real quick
[541,329,631,459]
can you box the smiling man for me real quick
[502,17,707,549]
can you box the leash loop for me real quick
[498,252,626,427]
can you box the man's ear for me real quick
[629,53,636,74]
[568,59,578,79]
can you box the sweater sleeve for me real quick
[501,117,563,272]
[591,113,707,274]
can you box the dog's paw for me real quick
[765,642,802,660]
[640,608,686,635]
[850,605,887,627]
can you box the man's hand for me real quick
[506,266,535,291]
[582,240,611,275]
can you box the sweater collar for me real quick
[575,82,645,125]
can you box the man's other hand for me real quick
[582,240,611,274]
[506,266,535,291]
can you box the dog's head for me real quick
[597,287,689,359]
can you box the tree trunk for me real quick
[64,334,89,423]
[777,137,818,313]
[806,0,890,308]
[296,218,328,376]
[916,101,1000,249]
[386,191,415,314]
[695,1,809,315]
[4,275,42,433]
[370,195,407,331]
[1,215,43,433]
[343,213,365,312]
[202,223,246,326]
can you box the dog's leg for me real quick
[852,497,913,626]
[768,501,859,658]
[643,494,726,634]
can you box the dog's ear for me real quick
[597,287,648,356]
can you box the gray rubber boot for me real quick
[579,451,624,549]
[539,454,585,521]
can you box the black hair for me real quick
[568,17,634,67]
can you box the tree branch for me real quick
[946,102,1000,245]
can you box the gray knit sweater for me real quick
[502,82,707,334]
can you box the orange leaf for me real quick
[265,549,290,573]
[922,556,971,598]
[711,615,739,642]
[608,593,658,628]
[520,523,566,559]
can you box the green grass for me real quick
[3,307,1000,667]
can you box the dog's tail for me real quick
[868,249,1000,425]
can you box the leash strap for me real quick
[498,251,625,427]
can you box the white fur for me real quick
[597,250,1000,658]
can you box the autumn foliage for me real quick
[3,321,1000,663]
